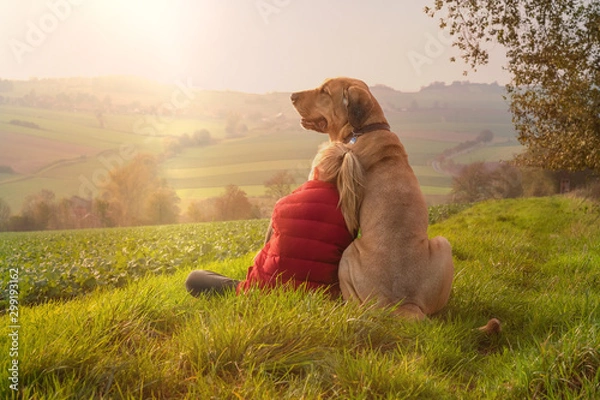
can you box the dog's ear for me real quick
[345,86,374,129]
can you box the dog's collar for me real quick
[345,122,390,144]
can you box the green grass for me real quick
[1,196,599,398]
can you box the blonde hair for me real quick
[309,142,365,235]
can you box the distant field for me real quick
[452,143,524,164]
[0,106,139,147]
[176,185,269,204]
[394,120,517,139]
[163,133,326,170]
[0,81,522,212]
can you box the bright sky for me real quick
[0,0,510,93]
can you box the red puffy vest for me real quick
[238,180,353,297]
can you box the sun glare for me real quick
[89,0,185,78]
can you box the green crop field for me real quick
[0,220,270,308]
[1,197,598,398]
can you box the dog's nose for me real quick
[290,92,299,103]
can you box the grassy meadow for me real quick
[0,79,522,212]
[1,196,599,399]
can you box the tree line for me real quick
[1,151,598,232]
[450,163,599,204]
[0,155,297,232]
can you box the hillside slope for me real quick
[1,196,598,398]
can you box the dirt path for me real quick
[431,142,487,175]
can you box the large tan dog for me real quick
[291,77,454,320]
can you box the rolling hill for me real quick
[0,77,523,212]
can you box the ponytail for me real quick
[311,142,365,235]
[337,149,365,235]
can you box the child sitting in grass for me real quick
[185,141,365,298]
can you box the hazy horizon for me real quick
[0,0,510,94]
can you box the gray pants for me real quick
[185,270,240,297]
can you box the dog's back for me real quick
[291,77,454,319]
[340,130,437,307]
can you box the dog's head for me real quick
[290,77,386,142]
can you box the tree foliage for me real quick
[146,187,181,225]
[426,0,600,172]
[0,198,11,231]
[452,162,523,203]
[101,154,180,226]
[21,189,56,230]
[215,185,254,221]
[185,201,208,223]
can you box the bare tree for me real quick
[452,162,523,203]
[0,198,11,231]
[265,170,296,199]
[51,198,77,230]
[21,189,56,230]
